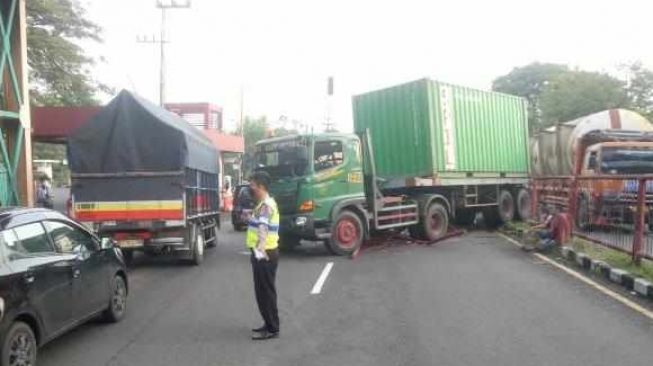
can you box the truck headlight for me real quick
[295,216,308,226]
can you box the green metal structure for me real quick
[0,0,26,206]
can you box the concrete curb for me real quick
[560,246,653,300]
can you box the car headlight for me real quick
[295,216,308,226]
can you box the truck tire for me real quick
[421,202,449,241]
[188,224,205,265]
[515,189,532,221]
[1,321,37,366]
[454,209,476,226]
[497,190,515,222]
[279,234,301,252]
[326,210,364,256]
[206,221,219,248]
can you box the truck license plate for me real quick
[117,239,144,248]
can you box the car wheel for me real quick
[1,321,37,366]
[326,210,364,256]
[103,275,127,323]
[190,225,205,265]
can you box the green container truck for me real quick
[254,78,531,256]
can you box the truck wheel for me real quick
[206,222,219,248]
[497,190,515,222]
[454,209,476,226]
[422,202,449,241]
[189,224,205,265]
[1,321,37,366]
[279,234,301,252]
[515,189,531,221]
[327,210,364,256]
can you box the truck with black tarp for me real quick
[68,90,220,265]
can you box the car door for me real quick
[44,220,110,317]
[2,223,76,337]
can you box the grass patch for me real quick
[570,237,653,283]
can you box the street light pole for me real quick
[159,7,167,106]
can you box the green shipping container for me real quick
[353,78,529,186]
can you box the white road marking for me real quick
[238,251,250,256]
[497,233,653,321]
[311,262,334,295]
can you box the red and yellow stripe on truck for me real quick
[74,200,184,221]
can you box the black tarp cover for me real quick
[68,90,218,174]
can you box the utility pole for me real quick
[137,1,191,106]
[325,76,334,131]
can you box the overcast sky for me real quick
[82,0,652,132]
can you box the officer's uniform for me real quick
[246,194,280,334]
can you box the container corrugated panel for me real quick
[353,78,529,182]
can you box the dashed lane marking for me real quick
[311,262,334,295]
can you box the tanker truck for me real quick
[253,78,531,255]
[531,109,653,228]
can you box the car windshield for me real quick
[254,138,309,178]
[601,147,653,174]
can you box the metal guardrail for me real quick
[533,176,653,263]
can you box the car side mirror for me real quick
[101,237,115,250]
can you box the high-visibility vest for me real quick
[246,196,280,250]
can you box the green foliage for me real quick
[624,61,653,120]
[492,63,568,131]
[493,62,651,132]
[26,0,109,106]
[540,71,629,125]
[241,116,268,155]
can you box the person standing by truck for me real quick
[247,171,281,340]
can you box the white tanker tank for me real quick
[531,109,653,176]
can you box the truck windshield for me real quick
[254,139,309,178]
[601,147,653,174]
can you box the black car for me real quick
[0,208,128,366]
[231,184,255,231]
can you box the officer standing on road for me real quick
[247,171,280,340]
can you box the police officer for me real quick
[247,171,280,340]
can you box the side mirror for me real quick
[101,237,115,250]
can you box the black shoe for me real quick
[251,325,267,332]
[251,331,279,340]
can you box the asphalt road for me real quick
[38,229,653,366]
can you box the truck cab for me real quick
[254,133,366,254]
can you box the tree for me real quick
[492,63,568,131]
[241,116,268,155]
[26,0,109,106]
[540,71,629,125]
[623,61,653,120]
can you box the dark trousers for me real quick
[251,249,279,333]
